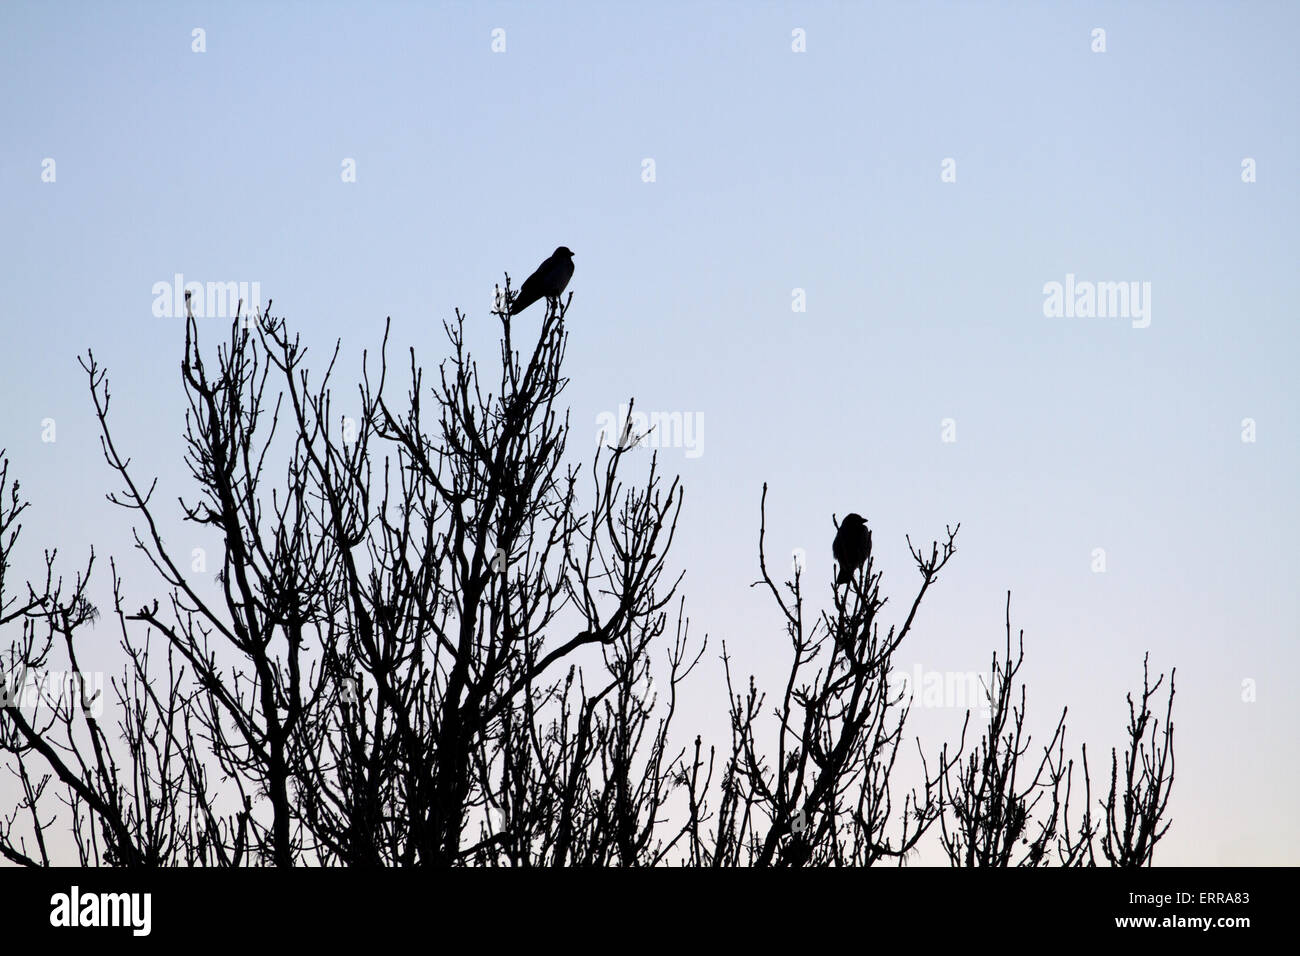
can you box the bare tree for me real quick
[0,279,1177,868]
[339,283,697,865]
[0,451,227,866]
[937,593,1096,866]
[683,487,956,866]
[936,595,1175,868]
[1,278,700,867]
[1100,654,1176,867]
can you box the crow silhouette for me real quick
[833,513,870,586]
[510,246,575,315]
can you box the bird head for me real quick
[555,246,574,259]
[841,513,867,529]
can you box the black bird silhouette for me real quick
[510,246,575,315]
[833,513,870,586]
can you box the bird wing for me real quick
[510,270,545,315]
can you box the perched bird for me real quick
[833,513,871,586]
[510,246,575,315]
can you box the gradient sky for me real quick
[1,1,1297,865]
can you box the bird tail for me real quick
[835,565,853,586]
[508,293,539,316]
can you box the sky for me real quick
[0,0,1297,865]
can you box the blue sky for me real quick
[1,1,1297,864]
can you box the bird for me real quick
[509,247,575,315]
[833,513,871,586]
